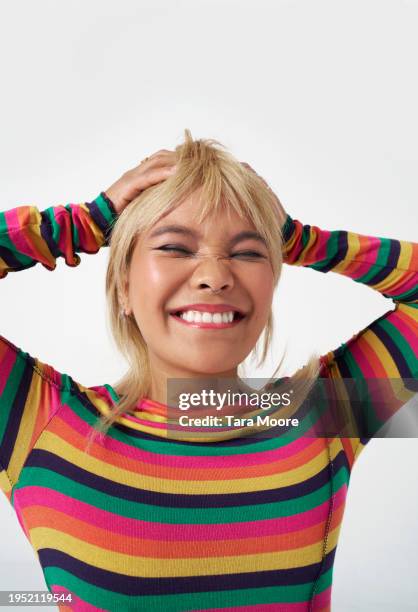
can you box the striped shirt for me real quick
[0,192,417,611]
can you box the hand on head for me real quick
[104,149,177,214]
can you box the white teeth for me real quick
[178,310,237,324]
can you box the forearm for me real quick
[282,214,418,303]
[0,192,117,279]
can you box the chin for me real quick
[179,359,239,377]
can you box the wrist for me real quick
[101,190,120,215]
[281,213,295,241]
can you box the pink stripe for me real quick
[311,585,332,610]
[50,585,106,611]
[4,208,41,262]
[55,209,72,261]
[389,271,417,295]
[58,403,317,469]
[124,413,168,430]
[311,228,330,263]
[0,343,18,395]
[14,485,347,541]
[348,342,376,377]
[348,260,374,280]
[201,601,309,611]
[4,208,24,232]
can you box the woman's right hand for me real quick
[104,149,177,214]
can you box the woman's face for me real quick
[124,187,275,380]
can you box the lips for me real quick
[167,303,247,316]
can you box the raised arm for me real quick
[281,213,418,464]
[0,151,177,501]
[0,192,117,278]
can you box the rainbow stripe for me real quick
[0,192,416,610]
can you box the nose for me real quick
[191,255,234,294]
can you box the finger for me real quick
[125,159,176,186]
[142,149,175,163]
[131,151,176,174]
[137,165,177,190]
[147,151,176,168]
[125,160,175,186]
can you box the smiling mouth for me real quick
[170,311,245,329]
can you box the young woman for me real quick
[0,130,416,611]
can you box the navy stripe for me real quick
[40,210,62,259]
[85,199,113,246]
[316,231,348,273]
[24,448,347,508]
[366,240,401,286]
[372,322,414,378]
[0,244,36,271]
[38,547,337,595]
[1,355,35,467]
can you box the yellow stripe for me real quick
[298,228,319,264]
[399,302,418,320]
[332,232,361,274]
[29,526,341,577]
[8,371,42,485]
[0,469,13,496]
[371,268,406,294]
[362,331,401,377]
[37,431,333,494]
[80,203,108,245]
[396,240,414,271]
[0,256,9,275]
[24,215,57,268]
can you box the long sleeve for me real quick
[0,192,118,501]
[281,214,418,465]
[0,191,117,277]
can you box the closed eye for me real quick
[156,245,191,254]
[155,246,266,259]
[232,251,265,259]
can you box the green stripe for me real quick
[334,349,383,435]
[0,351,27,446]
[379,318,417,372]
[310,230,341,271]
[354,238,391,285]
[43,566,321,611]
[43,207,64,257]
[0,210,6,233]
[93,193,118,224]
[311,564,333,598]
[15,464,348,523]
[390,287,418,302]
[0,221,36,268]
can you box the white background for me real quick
[0,1,417,610]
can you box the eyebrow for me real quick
[149,224,267,247]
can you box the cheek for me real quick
[249,270,275,313]
[127,258,181,322]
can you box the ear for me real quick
[118,279,132,316]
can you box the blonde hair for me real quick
[84,129,319,452]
